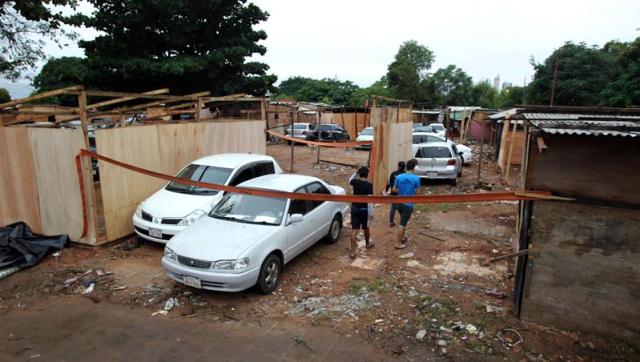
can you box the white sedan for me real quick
[412,133,473,165]
[162,174,348,293]
[133,153,282,243]
[355,127,373,149]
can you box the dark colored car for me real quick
[306,124,351,142]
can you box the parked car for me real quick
[428,123,446,138]
[413,142,462,185]
[413,125,434,133]
[284,123,315,144]
[162,174,349,293]
[412,133,473,165]
[306,124,350,142]
[355,127,373,149]
[133,154,282,243]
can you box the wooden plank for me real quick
[0,85,82,109]
[102,91,210,114]
[28,128,87,241]
[522,201,640,343]
[536,136,547,154]
[85,90,194,102]
[0,127,41,230]
[525,135,640,205]
[87,88,170,110]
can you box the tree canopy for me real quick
[0,87,10,102]
[0,0,78,80]
[32,56,88,105]
[275,77,360,105]
[56,0,276,95]
[386,40,435,102]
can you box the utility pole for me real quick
[549,57,559,106]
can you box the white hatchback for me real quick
[133,154,282,243]
[162,174,348,293]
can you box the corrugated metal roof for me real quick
[525,112,640,138]
[489,108,520,120]
[539,128,640,137]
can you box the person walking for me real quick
[349,166,373,258]
[385,161,405,227]
[392,159,420,250]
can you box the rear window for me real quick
[360,128,373,135]
[413,135,442,144]
[293,124,307,129]
[430,124,444,131]
[417,146,452,158]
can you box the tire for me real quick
[256,253,282,294]
[324,214,342,244]
[450,178,458,186]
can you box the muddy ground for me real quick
[0,141,637,361]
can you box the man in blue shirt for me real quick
[392,159,421,249]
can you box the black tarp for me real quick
[0,222,69,268]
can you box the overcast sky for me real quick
[10,0,640,95]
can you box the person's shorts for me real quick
[351,207,369,229]
[398,204,413,227]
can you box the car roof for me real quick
[417,141,451,148]
[191,153,275,169]
[237,174,323,192]
[412,132,441,136]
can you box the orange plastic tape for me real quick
[265,129,372,148]
[76,149,553,237]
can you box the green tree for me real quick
[599,37,640,106]
[75,0,275,95]
[0,1,79,80]
[0,87,10,102]
[472,80,498,108]
[386,40,435,102]
[349,76,394,107]
[527,42,614,106]
[429,65,474,106]
[32,56,88,105]
[275,77,361,105]
[497,86,526,108]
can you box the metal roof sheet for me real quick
[539,128,640,137]
[526,113,640,137]
[523,113,640,121]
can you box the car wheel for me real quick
[256,253,282,294]
[324,214,342,244]
[450,178,458,186]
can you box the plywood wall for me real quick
[370,107,413,194]
[0,127,41,230]
[522,201,640,343]
[498,124,525,168]
[96,119,265,241]
[28,128,87,241]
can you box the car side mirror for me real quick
[287,213,303,225]
[458,152,464,156]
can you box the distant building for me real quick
[502,82,513,90]
[493,75,501,90]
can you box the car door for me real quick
[284,187,314,261]
[303,181,333,244]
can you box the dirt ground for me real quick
[0,141,637,361]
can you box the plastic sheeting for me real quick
[0,222,68,269]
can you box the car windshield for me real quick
[430,124,445,131]
[414,126,433,133]
[360,128,373,135]
[166,164,232,195]
[293,124,307,129]
[418,146,452,158]
[209,193,286,226]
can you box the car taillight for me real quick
[302,131,307,135]
[447,159,456,166]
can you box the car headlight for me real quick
[135,205,143,218]
[164,247,177,261]
[177,209,206,226]
[213,258,250,272]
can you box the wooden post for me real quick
[77,89,99,243]
[504,117,518,182]
[316,109,320,164]
[196,98,203,122]
[118,114,126,127]
[476,136,484,188]
[290,117,294,172]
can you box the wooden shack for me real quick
[0,86,266,245]
[513,108,640,343]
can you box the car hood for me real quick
[167,216,279,260]
[141,188,221,218]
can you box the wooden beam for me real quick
[536,136,547,154]
[85,90,194,101]
[87,88,170,110]
[105,91,210,114]
[370,94,412,104]
[0,85,83,109]
[504,117,518,181]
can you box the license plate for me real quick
[427,172,437,178]
[183,275,202,289]
[148,227,162,238]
